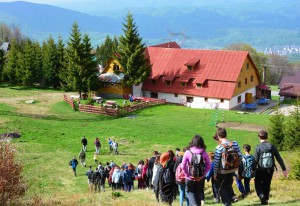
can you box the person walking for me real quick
[147,151,158,188]
[81,136,88,152]
[213,128,242,206]
[78,149,86,167]
[252,130,287,205]
[69,156,78,176]
[122,165,134,192]
[86,166,94,191]
[181,135,211,206]
[236,144,254,198]
[94,137,101,154]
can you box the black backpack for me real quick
[93,171,101,184]
[259,150,274,170]
[189,150,205,178]
[87,170,94,180]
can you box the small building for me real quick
[0,42,10,53]
[142,47,261,110]
[98,58,131,98]
[279,71,300,99]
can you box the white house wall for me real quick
[132,83,143,97]
[144,87,256,110]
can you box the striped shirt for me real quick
[213,139,242,175]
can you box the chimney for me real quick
[263,65,267,85]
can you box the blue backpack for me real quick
[242,155,254,178]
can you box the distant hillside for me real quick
[0,1,300,49]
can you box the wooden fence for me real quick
[63,94,166,116]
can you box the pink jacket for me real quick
[181,146,211,180]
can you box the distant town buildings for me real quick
[261,45,300,55]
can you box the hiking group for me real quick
[69,128,287,206]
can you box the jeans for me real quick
[186,179,204,206]
[236,177,251,195]
[124,182,132,192]
[211,178,220,200]
[95,146,100,154]
[178,183,189,206]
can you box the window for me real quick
[186,97,194,103]
[150,92,158,98]
[187,65,193,71]
[196,83,202,88]
[246,63,249,70]
[238,96,241,103]
[205,97,208,102]
[181,82,186,87]
[238,81,241,88]
[220,99,224,103]
[250,75,254,82]
[174,94,178,97]
[151,79,156,85]
[113,64,120,72]
[245,78,248,85]
[165,80,171,86]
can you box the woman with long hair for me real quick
[181,135,211,206]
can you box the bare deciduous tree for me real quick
[0,142,27,206]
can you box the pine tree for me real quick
[0,48,5,82]
[116,12,151,88]
[269,105,285,150]
[96,35,118,67]
[2,39,19,84]
[17,39,37,86]
[60,23,97,97]
[42,36,61,87]
[32,41,43,85]
[56,36,65,88]
[284,100,300,150]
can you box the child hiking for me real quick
[236,144,254,197]
[252,130,287,205]
[69,156,78,176]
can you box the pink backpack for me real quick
[175,163,186,182]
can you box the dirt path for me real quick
[217,122,267,132]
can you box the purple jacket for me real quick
[181,146,211,180]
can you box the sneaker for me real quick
[260,194,268,205]
[214,198,220,203]
[201,200,205,206]
[232,196,238,203]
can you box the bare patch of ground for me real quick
[217,122,267,132]
[0,92,76,117]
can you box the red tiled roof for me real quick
[143,47,249,99]
[150,41,181,49]
[279,83,300,97]
[257,84,270,90]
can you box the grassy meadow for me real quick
[0,86,299,205]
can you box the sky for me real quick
[0,0,213,13]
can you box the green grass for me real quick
[0,87,299,205]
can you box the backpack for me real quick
[242,155,254,178]
[259,151,274,169]
[123,170,133,183]
[189,150,205,178]
[175,163,185,182]
[93,171,101,184]
[161,165,175,185]
[87,170,94,180]
[220,141,240,172]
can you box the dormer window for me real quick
[151,79,156,85]
[165,80,171,86]
[187,65,193,71]
[196,83,202,88]
[181,82,186,87]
